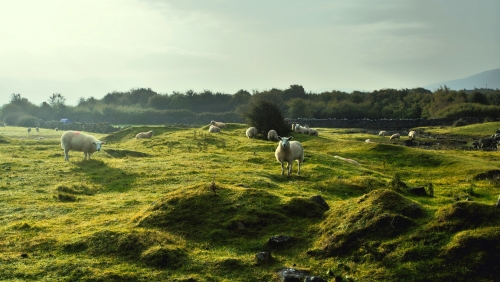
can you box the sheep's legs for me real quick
[281,163,285,175]
[297,161,301,176]
[287,162,292,176]
[64,150,69,161]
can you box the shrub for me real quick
[242,99,289,137]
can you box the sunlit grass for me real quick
[1,123,499,280]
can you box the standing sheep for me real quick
[61,131,105,161]
[379,130,387,136]
[246,127,258,138]
[209,125,221,133]
[210,120,226,129]
[267,129,278,141]
[27,127,31,134]
[408,130,416,139]
[135,130,154,139]
[294,124,302,133]
[390,133,401,140]
[275,136,304,176]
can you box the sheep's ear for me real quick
[288,136,293,140]
[277,136,282,140]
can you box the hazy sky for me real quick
[1,0,499,106]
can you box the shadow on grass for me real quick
[70,159,138,193]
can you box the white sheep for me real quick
[294,124,302,133]
[267,129,278,141]
[408,130,416,139]
[210,120,226,128]
[135,130,154,139]
[379,130,387,136]
[209,125,221,133]
[36,127,39,132]
[300,126,309,134]
[275,136,304,176]
[246,127,258,138]
[308,128,318,136]
[61,131,105,161]
[291,123,296,131]
[390,133,401,140]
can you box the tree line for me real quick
[1,85,500,127]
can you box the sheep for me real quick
[408,130,416,139]
[27,127,31,134]
[36,127,39,132]
[275,136,304,176]
[55,128,59,131]
[209,125,221,133]
[308,128,318,136]
[61,131,105,161]
[294,124,302,133]
[291,123,296,131]
[390,133,400,140]
[135,130,154,139]
[379,130,387,136]
[300,126,310,134]
[268,129,278,141]
[246,127,258,138]
[210,120,226,129]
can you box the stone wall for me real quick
[290,117,487,130]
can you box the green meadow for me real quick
[0,123,499,281]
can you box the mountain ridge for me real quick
[425,68,500,91]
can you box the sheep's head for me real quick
[278,136,293,149]
[93,141,105,151]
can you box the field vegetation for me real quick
[0,123,499,281]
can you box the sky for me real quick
[0,0,499,106]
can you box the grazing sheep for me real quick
[294,124,302,133]
[268,129,278,141]
[308,128,318,136]
[275,136,304,176]
[246,127,258,138]
[210,120,226,129]
[390,133,400,140]
[379,130,387,136]
[36,127,39,132]
[209,125,221,133]
[408,131,416,139]
[300,126,310,134]
[27,127,31,134]
[135,130,154,139]
[61,131,105,161]
[291,123,296,131]
[55,128,59,131]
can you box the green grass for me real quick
[0,123,500,281]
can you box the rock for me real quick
[237,222,245,230]
[276,268,309,282]
[267,234,292,248]
[408,186,427,196]
[255,252,272,264]
[304,276,327,282]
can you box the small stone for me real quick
[255,252,272,264]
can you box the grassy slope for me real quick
[0,124,499,281]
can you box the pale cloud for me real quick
[0,0,498,105]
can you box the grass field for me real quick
[0,123,499,281]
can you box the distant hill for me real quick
[425,68,500,91]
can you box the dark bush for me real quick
[242,100,290,137]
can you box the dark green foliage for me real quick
[242,99,289,137]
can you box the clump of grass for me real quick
[390,173,408,191]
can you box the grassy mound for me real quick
[62,229,187,269]
[134,184,328,244]
[318,189,424,256]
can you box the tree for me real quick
[242,99,289,137]
[48,93,66,107]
